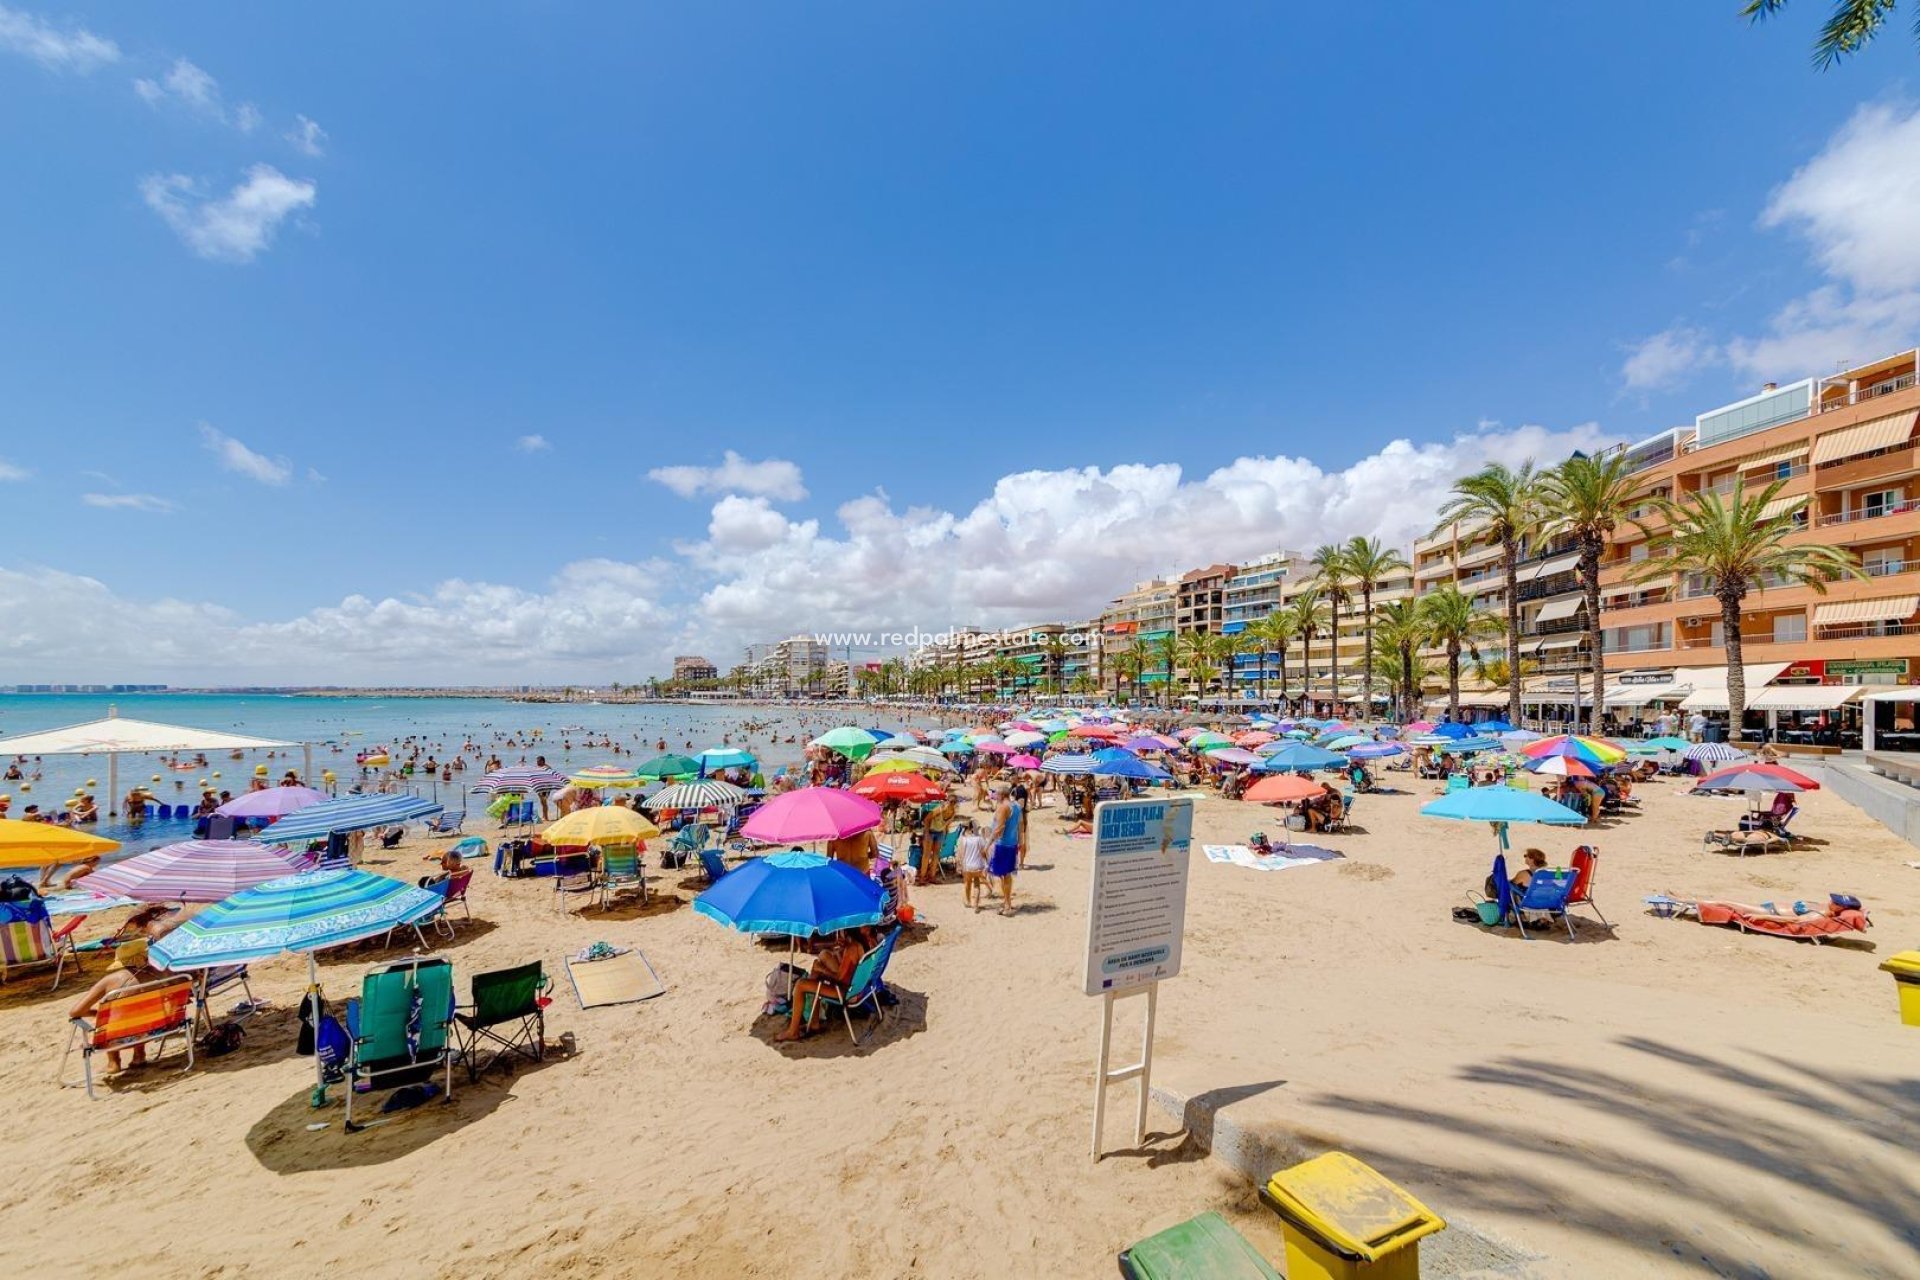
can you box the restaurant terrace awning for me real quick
[1809,409,1918,466]
[1534,597,1585,623]
[1812,596,1919,627]
[1604,681,1686,707]
[1519,553,1580,583]
[1676,662,1793,710]
[1747,685,1864,712]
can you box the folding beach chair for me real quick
[552,850,598,914]
[205,815,238,841]
[1444,775,1468,793]
[595,846,647,909]
[48,913,90,991]
[805,927,902,1044]
[1,899,56,987]
[427,810,466,835]
[411,869,475,940]
[342,957,455,1132]
[1511,868,1579,941]
[194,964,259,1032]
[699,849,729,885]
[454,960,548,1083]
[61,975,197,1099]
[1566,846,1609,930]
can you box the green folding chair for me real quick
[595,846,647,909]
[343,957,455,1132]
[455,961,548,1082]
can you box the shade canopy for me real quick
[254,792,443,844]
[471,766,570,795]
[643,779,751,811]
[0,819,120,868]
[691,851,883,937]
[739,787,882,843]
[1256,743,1347,772]
[542,806,662,846]
[1244,773,1326,803]
[149,868,442,969]
[0,714,294,756]
[809,727,880,759]
[215,786,329,818]
[79,839,314,903]
[1420,787,1588,826]
[1039,754,1096,775]
[571,765,644,789]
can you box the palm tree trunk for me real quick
[1327,609,1341,719]
[1722,589,1747,744]
[1447,642,1461,721]
[1361,584,1375,720]
[1583,537,1605,736]
[1503,536,1522,727]
[1303,631,1314,716]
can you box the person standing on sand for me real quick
[987,784,1019,916]
[827,827,878,876]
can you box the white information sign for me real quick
[1083,796,1194,997]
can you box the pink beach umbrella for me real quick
[739,786,883,844]
[79,840,316,903]
[1008,753,1042,769]
[215,786,329,818]
[976,741,1015,755]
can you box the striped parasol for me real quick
[1040,754,1096,775]
[1683,742,1749,764]
[253,792,443,845]
[643,779,751,811]
[472,766,570,795]
[78,840,315,903]
[150,868,444,968]
[571,764,644,789]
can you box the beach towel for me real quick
[1695,900,1870,942]
[566,949,664,1008]
[1201,844,1344,872]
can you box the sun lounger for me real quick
[1696,899,1871,943]
[1702,827,1783,856]
[455,960,548,1082]
[61,975,197,1099]
[426,810,466,835]
[342,958,455,1131]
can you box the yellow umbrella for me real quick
[0,819,120,868]
[542,806,661,847]
[570,765,644,789]
[864,757,930,775]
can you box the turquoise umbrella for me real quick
[695,747,757,771]
[1420,785,1586,855]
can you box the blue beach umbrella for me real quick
[1255,742,1345,773]
[1478,719,1516,734]
[695,747,757,771]
[1326,734,1371,751]
[1429,722,1474,740]
[1349,742,1405,760]
[1090,752,1172,782]
[1437,736,1506,755]
[1420,784,1586,855]
[253,792,443,845]
[692,851,884,937]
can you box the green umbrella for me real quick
[810,727,879,760]
[635,753,700,779]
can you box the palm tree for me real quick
[1539,451,1639,735]
[1245,612,1291,706]
[1148,634,1178,709]
[1309,545,1352,716]
[1288,589,1327,715]
[1637,479,1864,736]
[1177,630,1215,701]
[1372,598,1430,723]
[1344,535,1410,718]
[1434,461,1542,728]
[1113,647,1143,705]
[1421,585,1497,722]
[1213,630,1251,703]
[1042,634,1070,695]
[1744,0,1917,68]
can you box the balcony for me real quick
[1817,499,1920,528]
[1817,371,1917,412]
[1606,638,1674,654]
[1814,444,1920,491]
[1863,558,1917,579]
[1815,621,1920,641]
[1705,464,1809,496]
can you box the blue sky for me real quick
[2,3,1917,683]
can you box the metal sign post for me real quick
[1085,796,1193,1159]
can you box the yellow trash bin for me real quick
[1880,951,1920,1027]
[1260,1152,1446,1280]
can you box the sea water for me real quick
[0,693,944,850]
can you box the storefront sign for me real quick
[1829,658,1909,678]
[1780,660,1825,681]
[1618,671,1674,685]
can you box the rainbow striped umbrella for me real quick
[1520,734,1628,766]
[150,868,443,968]
[571,764,644,789]
[78,840,315,903]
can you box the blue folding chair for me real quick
[1512,868,1579,940]
[804,927,902,1044]
[699,849,728,885]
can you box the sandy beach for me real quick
[6,767,1918,1279]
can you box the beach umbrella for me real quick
[471,766,570,795]
[1406,720,1435,734]
[0,819,119,869]
[1244,773,1326,803]
[864,757,929,776]
[1420,784,1586,856]
[1348,742,1405,760]
[1203,747,1265,766]
[1070,724,1123,740]
[215,786,328,819]
[938,740,976,756]
[643,779,751,811]
[1008,753,1043,769]
[79,840,314,903]
[1478,719,1516,734]
[692,850,883,991]
[1428,722,1473,740]
[1522,734,1628,766]
[1326,735,1371,751]
[1233,731,1277,747]
[1527,756,1596,779]
[1683,742,1748,764]
[872,735,922,752]
[810,728,880,760]
[253,792,442,846]
[1003,730,1047,748]
[1699,762,1819,791]
[852,772,946,804]
[635,753,701,779]
[740,787,882,844]
[543,805,662,846]
[870,747,957,773]
[1625,736,1690,756]
[1041,754,1096,775]
[695,747,757,771]
[150,866,448,1105]
[1437,737,1506,755]
[1497,730,1542,749]
[1255,742,1345,772]
[571,765,644,790]
[1090,753,1171,782]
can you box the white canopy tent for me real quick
[0,709,301,817]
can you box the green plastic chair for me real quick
[595,846,647,909]
[455,961,548,1082]
[343,957,455,1131]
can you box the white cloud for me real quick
[141,164,316,263]
[1726,100,1920,379]
[648,450,808,501]
[0,3,118,73]
[706,495,792,553]
[286,114,327,157]
[0,459,27,481]
[81,493,175,513]
[198,423,291,485]
[133,57,260,132]
[1620,326,1715,392]
[516,434,552,453]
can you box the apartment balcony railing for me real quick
[1817,371,1917,412]
[1704,464,1808,496]
[1863,559,1915,579]
[1818,500,1920,528]
[1815,621,1920,640]
[1605,639,1674,654]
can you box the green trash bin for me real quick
[1119,1211,1281,1280]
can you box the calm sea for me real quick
[0,693,943,847]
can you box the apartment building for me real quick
[744,636,829,697]
[1175,564,1236,634]
[1098,577,1177,695]
[671,655,718,684]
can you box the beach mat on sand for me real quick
[566,950,664,1008]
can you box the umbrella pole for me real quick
[308,951,328,1109]
[108,752,118,820]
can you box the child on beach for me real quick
[957,819,989,909]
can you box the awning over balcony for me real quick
[1535,635,1584,649]
[1736,441,1810,469]
[1748,684,1863,711]
[1534,597,1585,623]
[1758,494,1806,520]
[1518,552,1580,583]
[1809,409,1918,466]
[1604,681,1685,707]
[1811,595,1919,627]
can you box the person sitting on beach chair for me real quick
[774,930,868,1042]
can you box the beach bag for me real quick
[200,1022,246,1057]
[0,875,39,903]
